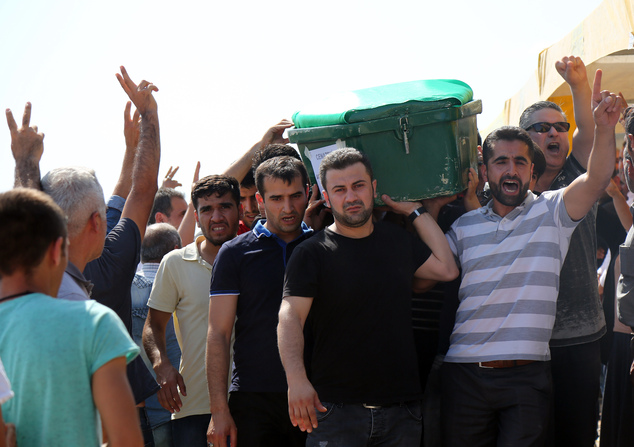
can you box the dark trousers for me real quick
[441,361,552,447]
[228,391,306,447]
[547,339,602,447]
[171,413,211,447]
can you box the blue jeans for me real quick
[307,401,422,447]
[171,414,211,447]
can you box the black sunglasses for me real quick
[525,122,570,133]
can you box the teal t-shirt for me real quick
[0,293,139,446]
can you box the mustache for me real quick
[343,200,364,210]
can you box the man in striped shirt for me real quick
[440,71,621,447]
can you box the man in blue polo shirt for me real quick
[206,156,311,447]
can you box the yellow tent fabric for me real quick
[485,0,634,143]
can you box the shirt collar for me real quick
[66,262,94,295]
[140,262,160,281]
[253,219,313,242]
[482,191,535,220]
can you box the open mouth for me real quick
[281,215,297,224]
[210,224,227,233]
[547,142,560,152]
[502,179,520,194]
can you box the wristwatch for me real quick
[408,205,428,224]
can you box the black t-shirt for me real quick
[284,221,431,404]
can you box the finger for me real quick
[124,101,132,121]
[22,102,32,128]
[231,426,238,447]
[138,80,150,90]
[156,389,175,413]
[307,405,319,430]
[166,166,174,177]
[5,108,17,133]
[381,194,396,207]
[119,65,136,90]
[592,69,603,99]
[194,161,201,181]
[171,166,180,178]
[133,108,141,124]
[33,125,38,133]
[116,73,132,97]
[289,405,299,427]
[177,373,187,396]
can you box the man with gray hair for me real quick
[7,66,162,445]
[132,223,182,446]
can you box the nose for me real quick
[211,208,225,222]
[244,197,257,214]
[547,124,559,136]
[344,188,358,203]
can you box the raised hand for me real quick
[555,56,589,89]
[162,166,182,189]
[260,119,293,146]
[116,66,158,116]
[6,102,44,165]
[123,101,140,150]
[592,69,623,128]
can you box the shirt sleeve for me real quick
[106,195,126,234]
[85,302,140,375]
[283,243,320,299]
[147,254,181,313]
[210,243,241,296]
[0,358,14,405]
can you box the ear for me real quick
[256,191,264,205]
[628,134,634,148]
[194,209,201,228]
[239,203,244,219]
[155,212,168,223]
[372,179,377,198]
[50,237,65,267]
[322,189,331,208]
[483,164,489,183]
[89,211,103,234]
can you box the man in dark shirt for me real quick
[206,156,312,447]
[277,148,458,446]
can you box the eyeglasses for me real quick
[525,122,570,133]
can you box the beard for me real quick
[331,200,373,228]
[489,176,529,208]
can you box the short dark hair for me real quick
[319,148,373,190]
[482,126,537,166]
[532,145,546,181]
[191,175,240,210]
[240,170,255,189]
[0,188,67,278]
[255,156,308,198]
[141,223,182,263]
[149,188,186,225]
[625,108,634,138]
[519,101,567,130]
[252,144,301,174]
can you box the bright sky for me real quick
[0,0,603,197]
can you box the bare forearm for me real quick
[586,127,616,192]
[222,140,260,181]
[612,191,633,231]
[570,82,595,168]
[278,308,308,382]
[143,322,169,370]
[413,213,456,270]
[112,145,137,198]
[206,334,231,412]
[14,158,42,190]
[178,201,196,246]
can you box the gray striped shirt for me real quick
[445,189,578,362]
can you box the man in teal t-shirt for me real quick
[0,188,143,447]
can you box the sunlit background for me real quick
[0,0,604,197]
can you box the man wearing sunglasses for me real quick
[520,56,605,447]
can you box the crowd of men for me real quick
[1,56,634,447]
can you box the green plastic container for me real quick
[289,81,481,204]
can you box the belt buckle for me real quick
[363,403,382,409]
[478,362,494,369]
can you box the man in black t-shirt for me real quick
[278,148,459,447]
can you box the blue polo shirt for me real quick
[210,220,313,393]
